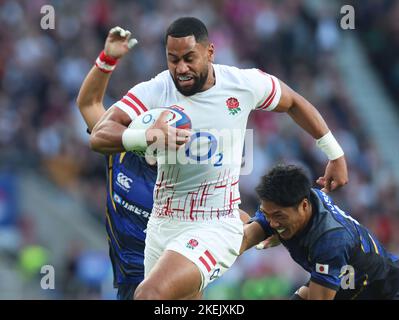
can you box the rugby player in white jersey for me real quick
[89,17,348,300]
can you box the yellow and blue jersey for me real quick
[105,152,156,287]
[252,189,399,299]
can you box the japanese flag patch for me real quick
[316,263,329,274]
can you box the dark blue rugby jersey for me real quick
[105,152,156,286]
[252,188,399,299]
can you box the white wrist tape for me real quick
[316,131,344,160]
[122,128,147,152]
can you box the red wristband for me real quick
[95,50,119,73]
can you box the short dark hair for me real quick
[165,17,209,44]
[256,164,311,207]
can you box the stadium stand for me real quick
[0,0,398,299]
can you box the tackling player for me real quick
[86,17,348,300]
[76,32,156,300]
[242,164,399,300]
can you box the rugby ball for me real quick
[128,106,191,156]
[128,106,191,131]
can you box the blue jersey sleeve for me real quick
[249,210,275,238]
[309,229,353,291]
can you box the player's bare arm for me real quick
[77,26,140,152]
[238,209,251,223]
[238,209,280,253]
[76,64,111,131]
[90,106,132,154]
[273,80,349,192]
[76,68,108,131]
[77,27,137,131]
[296,286,309,299]
[307,281,337,300]
[90,107,191,154]
[240,221,267,254]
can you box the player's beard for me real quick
[172,67,209,96]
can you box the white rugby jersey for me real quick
[115,64,281,221]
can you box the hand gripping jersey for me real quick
[115,64,281,221]
[252,189,399,299]
[105,152,157,285]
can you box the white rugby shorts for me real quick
[144,211,244,291]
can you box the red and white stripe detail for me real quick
[198,250,217,272]
[115,92,148,118]
[95,50,118,73]
[257,75,279,111]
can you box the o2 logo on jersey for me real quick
[116,172,133,191]
[160,128,253,175]
[185,132,223,167]
[142,113,155,125]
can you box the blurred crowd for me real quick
[0,0,398,299]
[353,0,399,106]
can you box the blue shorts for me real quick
[116,282,140,300]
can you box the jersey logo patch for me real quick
[210,268,221,281]
[113,193,122,204]
[316,263,329,274]
[186,238,199,250]
[116,172,133,190]
[226,97,241,115]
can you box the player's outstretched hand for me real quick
[146,110,191,151]
[104,26,138,59]
[316,156,348,193]
[255,234,281,250]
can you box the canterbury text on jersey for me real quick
[106,152,156,285]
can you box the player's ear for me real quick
[298,198,308,212]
